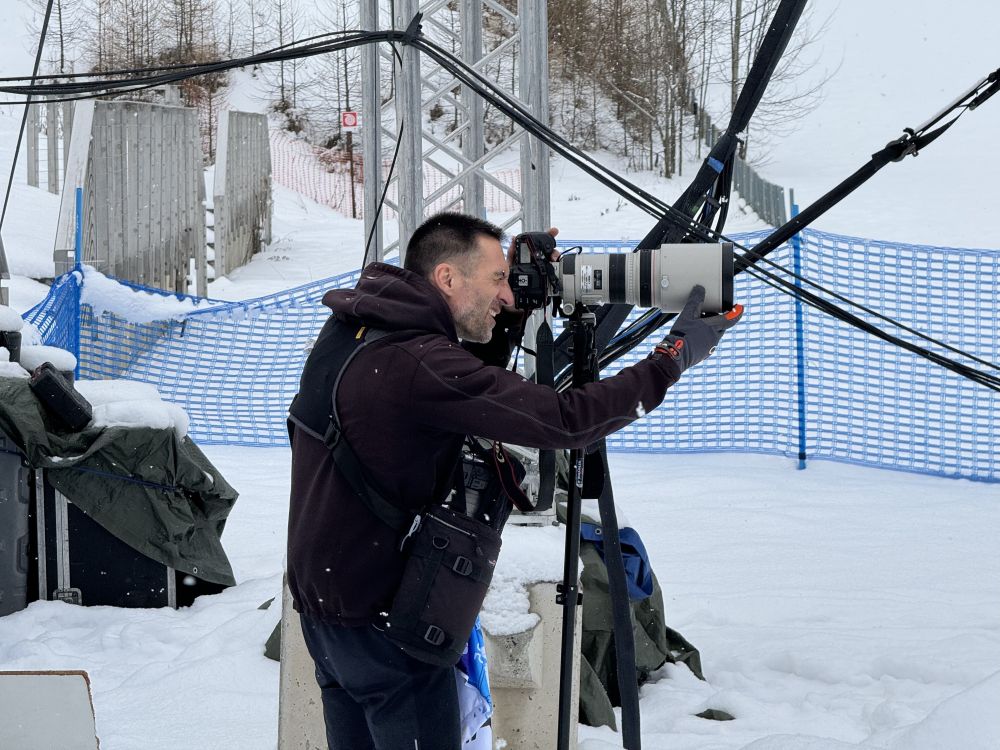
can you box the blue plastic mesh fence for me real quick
[20,229,999,482]
[23,271,81,355]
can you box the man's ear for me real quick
[430,261,458,299]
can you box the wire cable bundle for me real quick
[1,16,996,392]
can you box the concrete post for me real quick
[483,581,581,749]
[277,577,581,749]
[276,575,327,750]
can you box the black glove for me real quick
[654,285,744,372]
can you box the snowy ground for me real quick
[1,2,999,749]
[0,451,997,750]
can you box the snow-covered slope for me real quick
[0,5,997,750]
[762,0,1000,248]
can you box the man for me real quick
[286,212,742,749]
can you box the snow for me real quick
[0,3,998,750]
[480,524,565,636]
[1,451,997,750]
[760,0,1000,250]
[17,343,77,372]
[76,379,191,438]
[0,347,28,378]
[0,303,24,331]
[88,400,190,438]
[79,266,216,322]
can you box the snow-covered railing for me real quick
[269,129,522,218]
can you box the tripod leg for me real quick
[556,447,584,750]
[595,440,641,749]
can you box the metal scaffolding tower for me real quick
[359,0,551,263]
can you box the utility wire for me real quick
[1,0,56,235]
[1,23,996,391]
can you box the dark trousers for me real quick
[299,613,462,750]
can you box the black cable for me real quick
[0,30,364,83]
[4,25,996,391]
[1,0,56,235]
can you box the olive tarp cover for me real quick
[0,377,238,586]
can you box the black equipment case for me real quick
[28,363,92,432]
[28,469,223,609]
[0,431,31,617]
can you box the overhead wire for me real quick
[1,21,996,391]
[1,0,57,236]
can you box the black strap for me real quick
[324,419,413,533]
[465,437,534,513]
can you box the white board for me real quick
[0,671,99,749]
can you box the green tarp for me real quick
[0,377,237,586]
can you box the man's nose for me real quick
[498,283,514,307]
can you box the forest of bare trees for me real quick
[548,0,827,175]
[24,0,827,174]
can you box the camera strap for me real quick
[462,436,534,514]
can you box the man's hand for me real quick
[654,285,743,372]
[506,227,559,266]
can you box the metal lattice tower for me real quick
[359,0,551,262]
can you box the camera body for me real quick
[508,232,735,315]
[509,232,561,311]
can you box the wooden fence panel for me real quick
[213,111,272,280]
[52,101,205,294]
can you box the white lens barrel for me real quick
[559,243,733,314]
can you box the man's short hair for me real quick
[404,212,504,278]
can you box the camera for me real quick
[509,232,734,315]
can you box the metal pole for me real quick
[790,194,808,470]
[557,446,584,750]
[393,0,424,262]
[47,102,60,195]
[26,104,39,188]
[0,236,9,306]
[518,0,550,231]
[460,0,484,218]
[360,0,383,262]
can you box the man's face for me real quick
[447,235,514,343]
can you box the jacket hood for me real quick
[322,262,457,339]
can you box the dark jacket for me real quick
[286,262,683,624]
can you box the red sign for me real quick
[341,111,360,132]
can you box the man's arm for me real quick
[406,338,683,451]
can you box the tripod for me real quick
[556,305,642,750]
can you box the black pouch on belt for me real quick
[384,505,501,667]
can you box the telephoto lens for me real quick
[558,242,734,313]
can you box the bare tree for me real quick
[719,0,833,160]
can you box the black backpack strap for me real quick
[324,327,417,534]
[289,318,421,535]
[323,416,413,533]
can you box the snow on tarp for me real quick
[0,347,28,379]
[18,344,77,373]
[0,304,24,332]
[76,379,191,438]
[79,265,215,323]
